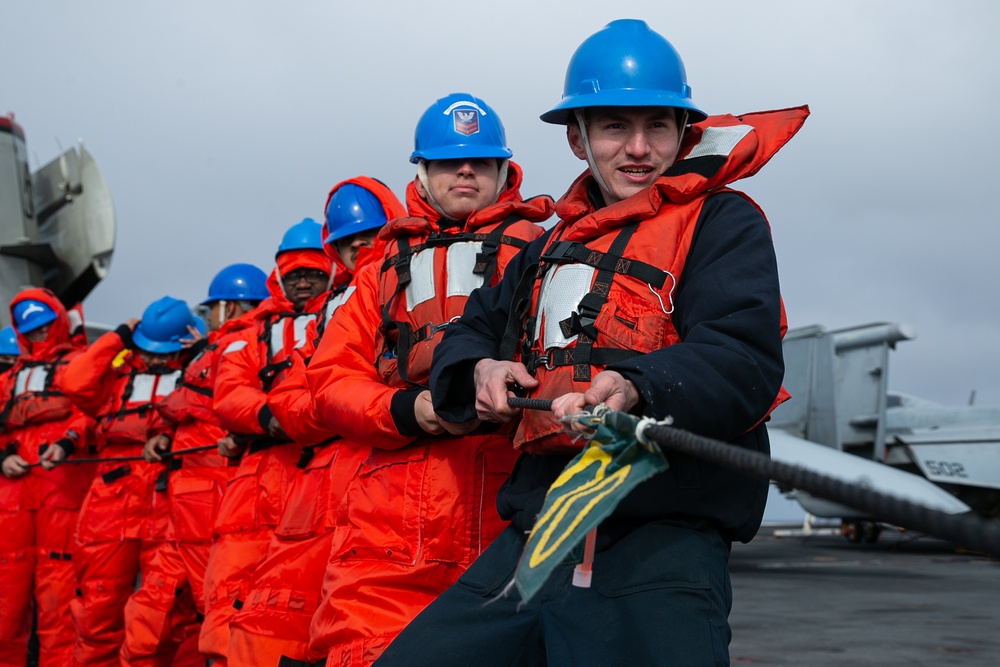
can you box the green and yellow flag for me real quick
[514,411,670,602]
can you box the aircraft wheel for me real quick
[861,521,881,544]
[842,520,863,544]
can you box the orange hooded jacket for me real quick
[302,162,553,663]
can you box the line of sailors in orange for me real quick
[0,91,552,667]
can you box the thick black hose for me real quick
[506,396,1000,555]
[643,424,1000,555]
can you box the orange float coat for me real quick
[227,178,405,666]
[120,313,256,667]
[304,162,552,664]
[61,327,196,667]
[199,254,332,666]
[0,289,93,667]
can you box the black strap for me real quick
[154,469,169,492]
[497,262,540,362]
[564,223,641,382]
[473,215,525,278]
[296,445,316,469]
[539,238,667,288]
[258,359,293,393]
[175,377,213,398]
[524,347,641,373]
[378,237,414,380]
[100,465,131,484]
[248,438,281,455]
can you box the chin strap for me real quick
[574,109,613,202]
[416,160,448,219]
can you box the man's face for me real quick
[206,302,225,332]
[416,158,501,220]
[567,107,681,205]
[334,228,380,271]
[280,268,329,309]
[24,323,51,343]
[137,350,178,369]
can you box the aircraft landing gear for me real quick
[841,520,882,544]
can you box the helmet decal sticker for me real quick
[453,108,480,137]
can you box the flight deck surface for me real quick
[729,529,998,666]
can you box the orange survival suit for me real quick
[227,177,406,667]
[199,249,333,666]
[0,289,92,667]
[61,326,199,667]
[304,162,552,665]
[119,312,257,666]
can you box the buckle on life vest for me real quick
[540,240,577,264]
[411,316,461,344]
[527,350,559,373]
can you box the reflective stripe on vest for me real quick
[403,243,488,311]
[15,366,50,396]
[533,264,597,351]
[268,314,316,359]
[129,370,181,402]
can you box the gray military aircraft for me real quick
[767,322,998,542]
[1,112,115,329]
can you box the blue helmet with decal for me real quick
[132,296,203,354]
[409,93,513,164]
[540,19,706,125]
[324,184,388,245]
[276,218,324,257]
[0,325,19,356]
[202,263,269,305]
[11,299,58,334]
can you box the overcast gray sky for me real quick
[4,0,999,416]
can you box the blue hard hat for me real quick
[276,218,324,257]
[409,93,513,164]
[11,299,58,334]
[0,325,19,356]
[132,296,200,354]
[540,19,706,125]
[202,263,269,305]
[324,184,388,245]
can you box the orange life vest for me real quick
[510,107,808,453]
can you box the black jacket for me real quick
[429,191,783,543]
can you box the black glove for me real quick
[115,323,135,350]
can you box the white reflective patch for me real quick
[292,314,315,350]
[15,367,49,396]
[324,286,356,323]
[534,264,596,350]
[222,340,248,355]
[155,371,181,396]
[686,125,753,160]
[130,374,156,403]
[446,242,486,298]
[270,320,286,359]
[404,249,436,311]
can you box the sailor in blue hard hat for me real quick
[200,263,268,331]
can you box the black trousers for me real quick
[375,519,733,667]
